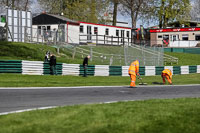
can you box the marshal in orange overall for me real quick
[128,60,140,87]
[161,69,172,85]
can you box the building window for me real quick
[94,27,98,34]
[126,31,129,38]
[158,35,162,38]
[105,28,109,35]
[38,26,41,35]
[195,34,200,40]
[47,26,51,36]
[80,25,84,33]
[182,34,188,40]
[116,30,119,36]
[163,35,169,40]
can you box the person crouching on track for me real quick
[128,59,140,88]
[161,69,172,85]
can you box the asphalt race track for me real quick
[0,85,200,114]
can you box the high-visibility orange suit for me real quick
[161,69,172,85]
[128,60,139,87]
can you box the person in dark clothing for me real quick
[83,55,90,77]
[49,54,57,75]
[44,51,50,62]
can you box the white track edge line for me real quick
[0,84,200,89]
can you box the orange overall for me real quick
[161,69,172,84]
[128,60,139,87]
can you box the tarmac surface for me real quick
[0,85,200,115]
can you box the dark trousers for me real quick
[83,66,87,77]
[50,65,56,75]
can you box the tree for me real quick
[38,0,110,23]
[112,0,119,26]
[0,0,34,11]
[190,0,200,22]
[155,0,191,28]
[95,0,110,24]
[121,0,149,28]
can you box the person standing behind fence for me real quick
[44,51,50,62]
[128,59,140,88]
[49,54,57,75]
[83,55,90,77]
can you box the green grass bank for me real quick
[0,98,200,133]
[1,41,200,66]
[0,73,200,87]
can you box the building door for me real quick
[87,26,92,42]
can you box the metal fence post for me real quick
[90,47,93,61]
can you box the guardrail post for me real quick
[72,46,76,59]
[90,47,93,61]
[111,36,113,45]
[104,35,105,45]
[96,34,98,44]
[118,36,119,45]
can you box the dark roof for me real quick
[32,13,79,25]
[168,21,200,27]
[149,21,200,29]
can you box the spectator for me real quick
[49,54,57,75]
[83,55,90,77]
[44,51,50,62]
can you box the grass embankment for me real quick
[0,73,200,87]
[165,52,200,66]
[1,98,200,133]
[1,41,200,66]
[0,41,83,64]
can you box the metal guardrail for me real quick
[0,60,22,73]
[0,60,199,76]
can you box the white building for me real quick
[32,13,80,44]
[79,21,132,45]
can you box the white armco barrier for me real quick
[22,60,43,75]
[181,66,189,74]
[122,66,129,76]
[197,65,200,73]
[62,63,80,76]
[169,41,199,47]
[164,66,173,75]
[145,66,155,76]
[94,65,109,76]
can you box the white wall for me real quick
[169,41,200,47]
[79,22,132,45]
[67,24,79,44]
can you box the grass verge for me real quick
[0,73,200,87]
[165,52,200,66]
[0,98,200,133]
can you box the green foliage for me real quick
[1,98,200,133]
[37,0,110,23]
[156,0,191,28]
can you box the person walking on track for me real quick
[128,59,140,88]
[161,69,172,85]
